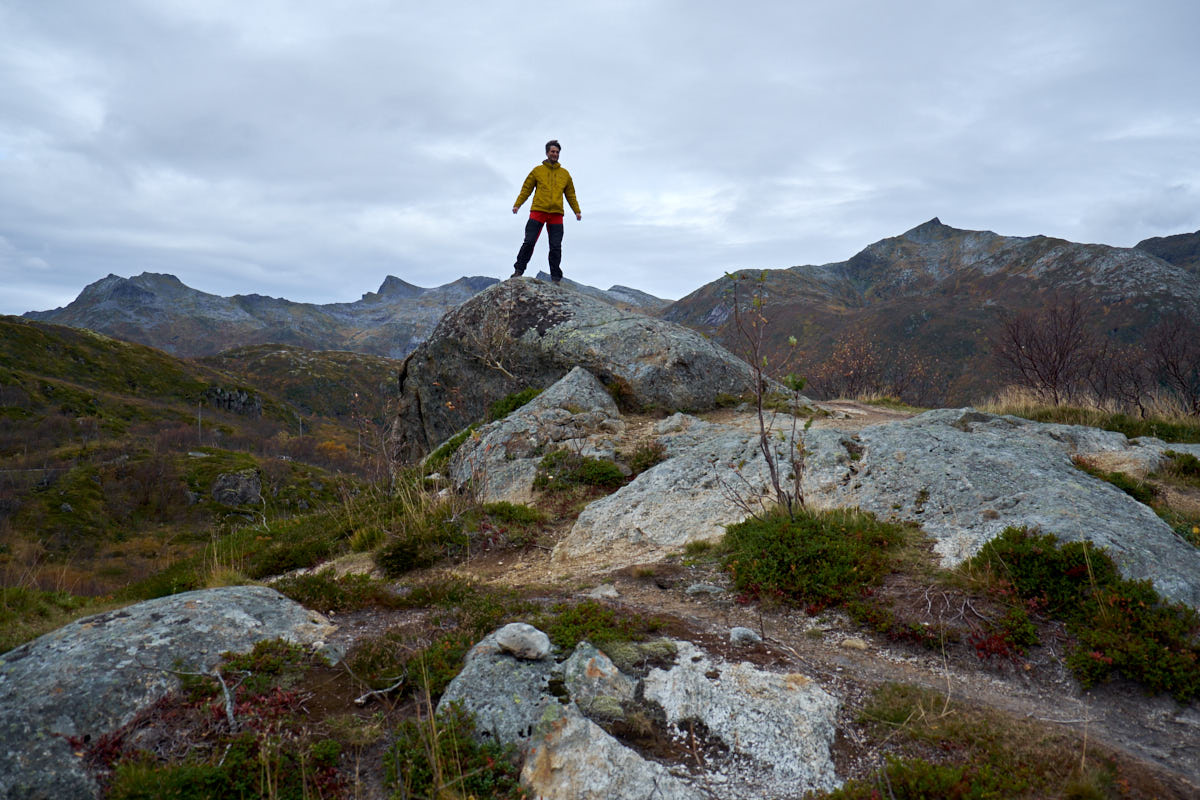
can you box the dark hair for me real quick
[545,139,562,153]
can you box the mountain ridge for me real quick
[25,272,670,359]
[664,218,1200,404]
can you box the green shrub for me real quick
[374,504,476,577]
[488,387,542,421]
[623,440,668,476]
[533,449,624,491]
[722,508,907,611]
[538,599,665,650]
[423,426,475,475]
[271,570,404,613]
[1162,449,1200,487]
[1073,458,1160,505]
[483,501,546,525]
[967,527,1119,617]
[967,527,1200,701]
[386,703,524,800]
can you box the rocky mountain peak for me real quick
[372,275,422,299]
[900,216,953,243]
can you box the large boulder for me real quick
[643,641,840,797]
[390,278,759,462]
[803,409,1200,606]
[0,586,335,800]
[552,412,785,568]
[447,366,625,504]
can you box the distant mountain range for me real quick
[23,272,668,359]
[665,219,1200,403]
[20,221,1200,405]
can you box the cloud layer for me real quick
[3,0,1198,315]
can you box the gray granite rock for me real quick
[803,408,1200,606]
[436,625,559,746]
[494,622,553,661]
[561,642,637,716]
[643,641,840,798]
[447,366,624,503]
[0,586,334,800]
[522,703,701,800]
[553,413,797,567]
[391,279,769,462]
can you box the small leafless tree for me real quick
[807,329,936,404]
[1148,312,1200,416]
[459,283,520,380]
[991,293,1098,405]
[1083,339,1151,417]
[728,272,808,519]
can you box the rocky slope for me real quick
[9,373,1198,798]
[1136,228,1200,278]
[663,218,1200,404]
[0,587,334,800]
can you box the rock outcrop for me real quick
[803,409,1200,606]
[437,624,840,799]
[390,279,761,462]
[0,586,335,800]
[446,366,625,505]
[446,367,1200,604]
[210,468,263,506]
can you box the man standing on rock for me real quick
[511,139,582,284]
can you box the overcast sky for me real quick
[2,1,1198,316]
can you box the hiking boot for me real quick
[510,269,524,278]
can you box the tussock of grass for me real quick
[533,449,625,491]
[271,570,405,614]
[816,683,1145,799]
[386,702,524,800]
[487,387,542,421]
[979,388,1200,444]
[0,585,107,653]
[535,599,667,650]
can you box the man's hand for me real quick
[512,207,518,214]
[576,213,582,221]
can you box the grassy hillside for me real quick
[199,343,402,425]
[0,317,396,647]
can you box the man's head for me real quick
[545,140,561,162]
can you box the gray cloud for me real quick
[2,0,1198,315]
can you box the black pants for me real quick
[513,218,564,280]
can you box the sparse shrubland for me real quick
[965,527,1200,702]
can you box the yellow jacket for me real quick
[514,161,581,216]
